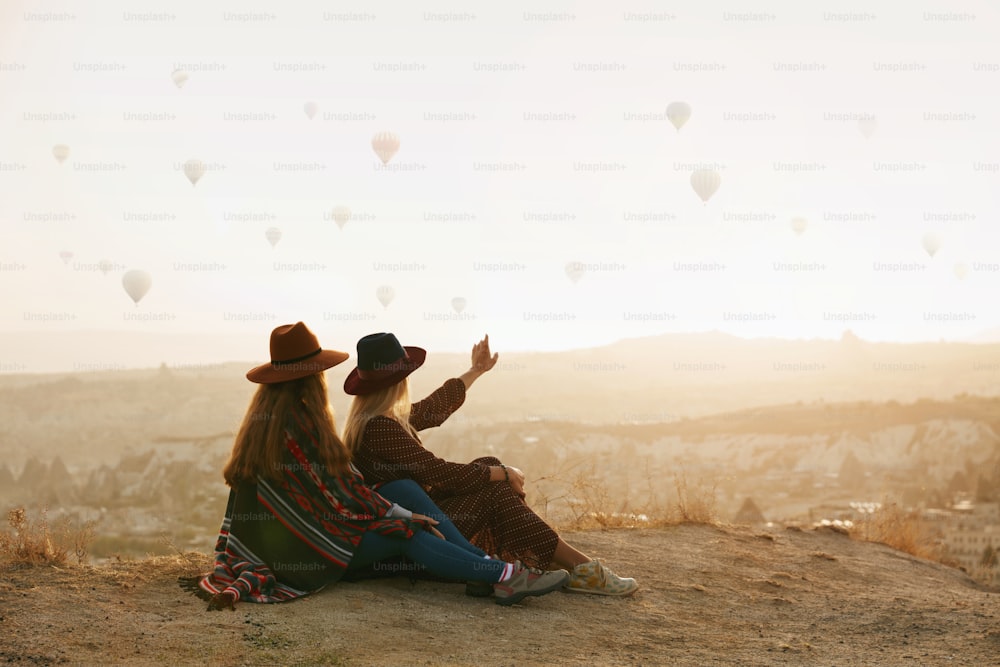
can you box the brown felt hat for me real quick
[246,322,350,384]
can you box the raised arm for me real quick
[409,378,467,431]
[409,334,499,430]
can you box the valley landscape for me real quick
[2,331,999,581]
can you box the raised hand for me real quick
[470,334,499,374]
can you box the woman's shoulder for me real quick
[364,415,407,433]
[361,415,417,443]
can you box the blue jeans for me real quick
[348,479,502,583]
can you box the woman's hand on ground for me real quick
[207,590,237,611]
[412,513,445,539]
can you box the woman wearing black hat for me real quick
[186,323,569,610]
[342,332,638,596]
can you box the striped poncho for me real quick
[193,407,422,604]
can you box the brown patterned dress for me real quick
[350,378,560,569]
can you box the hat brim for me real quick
[343,346,425,395]
[246,349,350,384]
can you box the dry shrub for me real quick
[535,459,718,530]
[0,505,97,567]
[853,502,942,562]
[672,470,718,525]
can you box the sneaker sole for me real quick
[465,583,494,598]
[562,584,639,597]
[494,575,570,606]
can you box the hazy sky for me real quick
[2,0,998,362]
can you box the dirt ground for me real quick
[1,524,998,667]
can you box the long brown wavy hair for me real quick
[223,372,351,485]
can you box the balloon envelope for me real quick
[451,297,466,314]
[376,285,395,309]
[565,261,585,284]
[122,269,152,305]
[858,117,877,139]
[52,144,69,164]
[372,131,400,165]
[183,159,205,186]
[690,169,721,203]
[791,217,808,235]
[171,69,189,89]
[98,259,113,276]
[954,262,968,280]
[922,232,942,257]
[59,250,73,264]
[265,227,282,248]
[332,205,351,229]
[304,101,319,120]
[666,101,692,131]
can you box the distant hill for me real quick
[1,331,998,472]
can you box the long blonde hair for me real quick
[223,373,351,485]
[342,378,419,454]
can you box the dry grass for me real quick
[0,505,96,567]
[851,501,943,562]
[531,459,718,530]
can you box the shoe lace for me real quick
[512,560,548,576]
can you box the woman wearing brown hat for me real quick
[187,322,569,610]
[342,332,638,596]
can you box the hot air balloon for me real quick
[922,232,942,258]
[791,217,808,236]
[372,131,400,165]
[565,261,585,284]
[954,262,968,280]
[171,69,189,89]
[451,297,466,314]
[52,144,69,164]
[122,269,152,306]
[98,259,113,276]
[59,250,73,265]
[666,101,692,132]
[304,101,319,120]
[183,159,206,186]
[331,205,351,229]
[376,285,395,309]
[858,117,877,139]
[690,169,721,204]
[265,227,282,248]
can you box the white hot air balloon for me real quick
[122,269,152,306]
[52,144,70,164]
[265,227,282,248]
[376,285,395,309]
[858,117,877,139]
[922,232,942,258]
[451,297,466,314]
[304,101,319,120]
[565,261,585,284]
[666,101,692,132]
[171,69,189,89]
[954,262,968,280]
[791,217,808,236]
[98,259,113,276]
[59,250,73,265]
[690,169,721,204]
[183,159,206,186]
[331,205,351,229]
[372,131,400,165]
